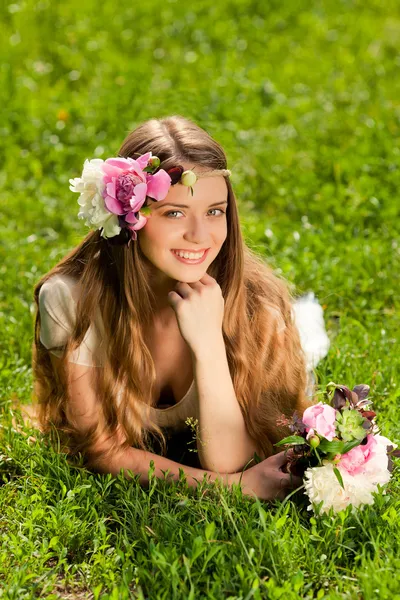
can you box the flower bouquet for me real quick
[276,383,400,514]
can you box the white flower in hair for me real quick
[69,158,121,238]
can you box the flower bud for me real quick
[309,435,320,448]
[148,156,160,169]
[181,170,197,187]
[332,454,341,464]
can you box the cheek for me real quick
[140,218,163,244]
[140,222,174,259]
[146,216,171,237]
[138,226,157,256]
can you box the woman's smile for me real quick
[171,248,210,264]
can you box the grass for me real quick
[1,0,400,597]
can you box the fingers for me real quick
[289,474,303,488]
[167,290,184,307]
[268,450,289,468]
[199,273,215,285]
[174,282,192,298]
[187,281,204,292]
[174,275,220,297]
[279,473,303,489]
[275,489,287,501]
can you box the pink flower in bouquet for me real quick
[303,402,337,442]
[304,434,395,514]
[339,435,377,476]
[339,434,391,484]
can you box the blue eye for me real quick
[165,208,226,218]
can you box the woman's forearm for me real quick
[91,445,238,490]
[191,336,258,473]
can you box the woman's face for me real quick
[138,164,228,285]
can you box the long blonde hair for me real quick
[32,115,311,467]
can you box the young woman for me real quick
[32,115,326,501]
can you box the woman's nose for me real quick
[183,216,210,243]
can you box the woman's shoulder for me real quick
[39,273,80,301]
[38,272,105,366]
[38,273,81,329]
[40,273,77,293]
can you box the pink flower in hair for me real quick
[70,151,211,240]
[101,154,171,223]
[125,212,148,240]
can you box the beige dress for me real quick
[38,274,199,432]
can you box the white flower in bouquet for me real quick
[276,382,399,516]
[304,434,395,514]
[304,462,378,513]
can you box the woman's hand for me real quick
[235,451,304,501]
[167,273,225,355]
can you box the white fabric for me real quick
[39,274,105,367]
[292,292,331,371]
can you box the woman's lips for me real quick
[171,249,210,265]
[171,248,210,252]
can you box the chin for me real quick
[175,272,207,283]
[171,265,209,281]
[185,275,206,283]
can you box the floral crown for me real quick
[69,152,231,245]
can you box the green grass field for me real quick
[1,0,400,597]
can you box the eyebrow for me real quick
[154,200,228,210]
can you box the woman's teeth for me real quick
[172,250,206,259]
